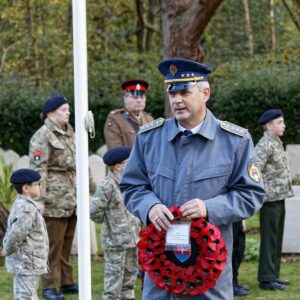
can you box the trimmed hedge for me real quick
[210,59,300,145]
[0,53,165,155]
[1,57,299,155]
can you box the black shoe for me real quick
[237,284,250,292]
[60,283,79,294]
[259,281,285,290]
[233,285,249,296]
[42,288,64,300]
[276,278,289,285]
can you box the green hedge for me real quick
[1,57,299,155]
[210,59,300,145]
[0,53,165,155]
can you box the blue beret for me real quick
[103,146,131,166]
[10,168,41,184]
[42,95,67,113]
[258,109,283,125]
[121,79,148,97]
[158,58,213,92]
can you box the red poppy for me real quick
[137,206,227,296]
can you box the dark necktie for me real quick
[183,130,193,136]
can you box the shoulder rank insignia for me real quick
[220,121,247,137]
[139,118,165,134]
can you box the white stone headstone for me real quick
[89,154,106,185]
[96,144,107,158]
[71,155,106,256]
[286,145,300,180]
[3,150,19,169]
[16,155,30,169]
[282,186,300,253]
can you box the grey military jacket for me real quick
[29,118,76,218]
[255,131,293,202]
[121,109,265,300]
[3,194,49,275]
[90,170,140,250]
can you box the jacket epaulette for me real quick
[220,121,247,137]
[139,118,165,134]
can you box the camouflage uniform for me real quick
[3,194,49,299]
[90,170,140,300]
[255,131,294,282]
[104,108,153,149]
[29,117,77,289]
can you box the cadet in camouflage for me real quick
[29,96,78,298]
[3,169,49,300]
[90,146,140,300]
[256,109,293,290]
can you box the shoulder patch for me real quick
[139,118,165,134]
[220,121,247,137]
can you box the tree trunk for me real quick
[270,0,276,52]
[160,0,224,116]
[242,0,254,58]
[26,0,40,85]
[282,0,300,32]
[136,0,146,52]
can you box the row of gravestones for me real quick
[0,146,108,256]
[1,146,300,253]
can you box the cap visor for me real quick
[166,81,197,92]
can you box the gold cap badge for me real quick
[169,64,177,76]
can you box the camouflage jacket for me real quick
[90,170,140,250]
[255,131,294,202]
[29,118,76,217]
[3,194,49,275]
[104,108,153,149]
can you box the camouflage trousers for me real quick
[13,274,39,300]
[103,247,138,300]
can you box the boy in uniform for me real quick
[90,146,140,300]
[3,168,49,299]
[256,109,293,290]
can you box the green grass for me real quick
[1,213,300,299]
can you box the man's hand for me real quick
[148,204,174,231]
[180,198,207,219]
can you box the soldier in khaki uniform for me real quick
[90,146,140,300]
[104,79,154,148]
[29,96,78,300]
[256,109,294,291]
[3,169,49,300]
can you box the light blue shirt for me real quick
[121,109,264,299]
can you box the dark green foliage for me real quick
[0,53,165,155]
[210,56,300,145]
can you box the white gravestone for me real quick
[282,186,300,253]
[286,145,300,180]
[71,154,106,256]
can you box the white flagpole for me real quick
[72,0,91,299]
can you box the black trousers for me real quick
[258,200,285,282]
[232,221,245,286]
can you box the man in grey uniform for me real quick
[120,58,265,300]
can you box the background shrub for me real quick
[0,57,299,155]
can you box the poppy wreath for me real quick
[137,206,227,297]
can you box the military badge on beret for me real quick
[247,162,261,183]
[32,150,42,161]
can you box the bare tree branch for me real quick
[270,0,276,52]
[242,0,254,57]
[281,0,300,32]
[0,40,22,73]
